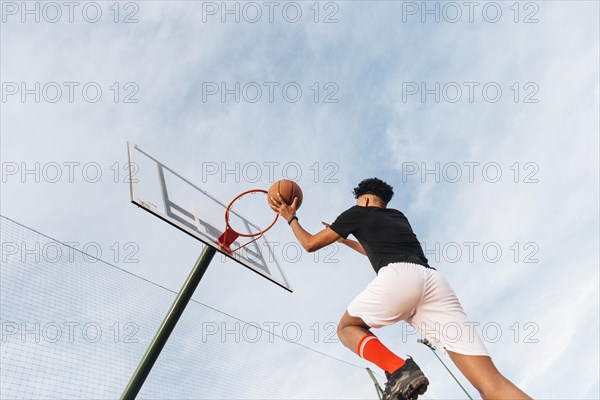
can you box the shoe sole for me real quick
[384,376,429,400]
[402,377,429,400]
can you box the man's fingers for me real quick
[268,197,279,209]
[269,196,281,207]
[290,197,298,209]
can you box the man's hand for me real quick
[269,192,299,221]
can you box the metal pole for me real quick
[366,367,384,400]
[121,245,217,399]
[418,338,473,400]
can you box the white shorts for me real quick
[347,262,490,357]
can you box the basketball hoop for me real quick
[217,189,278,253]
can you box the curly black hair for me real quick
[352,178,394,204]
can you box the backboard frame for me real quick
[127,141,292,292]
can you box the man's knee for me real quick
[337,311,371,338]
[336,316,348,337]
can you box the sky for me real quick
[1,1,599,399]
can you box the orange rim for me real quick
[224,189,279,238]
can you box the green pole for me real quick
[418,338,473,400]
[366,367,384,400]
[121,245,217,399]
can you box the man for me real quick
[269,178,532,400]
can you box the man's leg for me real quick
[446,350,532,400]
[336,311,406,373]
[336,311,371,353]
[337,310,429,400]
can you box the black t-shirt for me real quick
[329,205,434,273]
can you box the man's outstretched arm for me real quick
[289,221,340,252]
[269,193,340,253]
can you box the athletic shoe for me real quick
[382,356,429,400]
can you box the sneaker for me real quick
[382,357,429,400]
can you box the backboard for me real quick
[127,142,292,292]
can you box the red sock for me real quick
[357,333,406,374]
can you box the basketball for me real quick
[268,179,303,210]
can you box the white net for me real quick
[0,215,380,399]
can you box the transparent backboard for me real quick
[127,142,292,292]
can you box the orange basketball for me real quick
[268,179,303,210]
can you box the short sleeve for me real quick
[329,207,360,239]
